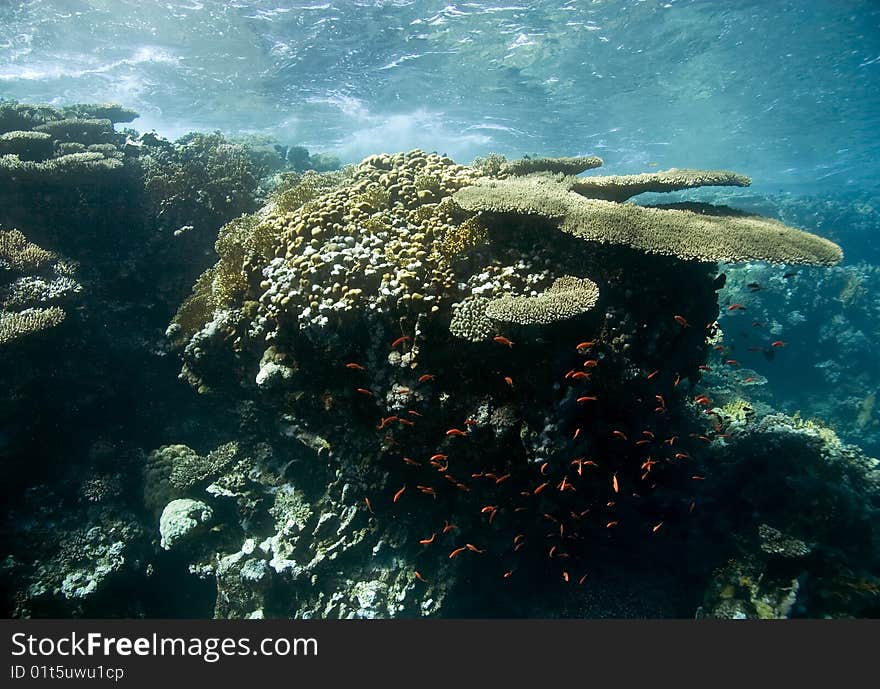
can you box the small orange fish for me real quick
[446,428,467,436]
[418,373,436,383]
[448,546,467,559]
[364,497,374,513]
[606,521,619,529]
[407,410,423,417]
[442,520,457,534]
[727,303,746,311]
[493,335,514,348]
[576,340,597,351]
[503,376,514,387]
[612,473,619,493]
[463,418,477,426]
[391,335,411,348]
[414,570,428,583]
[652,522,663,533]
[674,315,690,327]
[743,376,757,383]
[430,453,448,462]
[674,452,690,459]
[562,571,570,583]
[642,430,655,439]
[578,574,588,585]
[503,570,513,579]
[465,543,485,554]
[572,427,582,439]
[540,462,549,476]
[534,481,549,495]
[417,485,438,497]
[571,371,591,381]
[419,533,436,545]
[495,473,511,484]
[345,362,366,370]
[698,365,712,372]
[582,359,599,368]
[771,340,787,348]
[393,485,406,503]
[403,457,421,466]
[691,475,706,481]
[397,417,415,427]
[664,436,678,446]
[577,395,599,403]
[612,430,628,441]
[376,415,398,429]
[355,388,374,397]
[480,505,498,514]
[647,369,660,380]
[725,359,739,366]
[673,373,681,387]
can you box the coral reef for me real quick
[154,149,874,619]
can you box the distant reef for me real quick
[1,103,877,619]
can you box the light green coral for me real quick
[501,155,604,177]
[0,131,54,161]
[568,168,751,202]
[453,176,843,266]
[485,275,600,325]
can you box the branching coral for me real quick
[0,228,80,345]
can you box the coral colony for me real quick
[2,101,878,619]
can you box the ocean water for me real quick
[0,1,878,619]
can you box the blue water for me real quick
[2,0,878,192]
[2,0,879,620]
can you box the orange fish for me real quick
[612,430,628,441]
[345,362,366,370]
[493,335,514,348]
[652,522,663,533]
[403,457,421,466]
[376,415,398,429]
[582,359,599,368]
[504,376,514,387]
[606,521,619,529]
[571,371,590,381]
[540,462,549,476]
[495,473,511,484]
[562,571,570,583]
[674,452,690,459]
[725,359,739,366]
[578,574,588,585]
[727,303,746,311]
[407,410,423,417]
[612,473,619,493]
[674,315,690,327]
[446,428,467,436]
[414,570,428,583]
[534,481,549,495]
[417,485,437,497]
[355,388,374,397]
[576,340,597,351]
[364,497,374,513]
[465,543,485,554]
[391,335,411,348]
[503,571,513,579]
[397,417,415,427]
[691,475,706,481]
[430,453,448,462]
[393,485,406,503]
[419,533,436,545]
[448,546,467,559]
[698,365,711,372]
[647,369,660,380]
[771,340,787,348]
[442,520,457,534]
[577,395,599,403]
[418,374,436,383]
